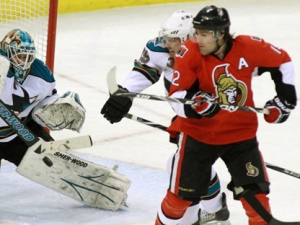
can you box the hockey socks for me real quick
[240,193,271,225]
[155,190,192,225]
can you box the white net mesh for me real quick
[0,0,50,63]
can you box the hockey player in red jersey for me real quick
[155,5,297,225]
[101,10,231,225]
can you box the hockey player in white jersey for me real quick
[0,29,131,211]
[101,11,231,224]
[0,29,85,164]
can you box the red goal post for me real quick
[0,0,58,72]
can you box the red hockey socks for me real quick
[240,193,271,225]
[155,190,192,225]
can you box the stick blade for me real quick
[49,135,93,152]
[106,66,118,94]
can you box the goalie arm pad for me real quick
[0,55,10,96]
[32,91,86,132]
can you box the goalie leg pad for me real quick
[16,137,131,210]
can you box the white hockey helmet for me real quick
[159,10,194,43]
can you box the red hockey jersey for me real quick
[168,35,295,145]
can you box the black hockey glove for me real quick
[101,86,132,124]
[191,91,220,118]
[264,95,295,123]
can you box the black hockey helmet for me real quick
[193,5,230,31]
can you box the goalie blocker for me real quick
[16,136,131,211]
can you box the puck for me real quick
[43,156,53,167]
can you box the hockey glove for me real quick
[33,91,86,132]
[101,86,132,124]
[264,95,295,123]
[192,91,220,118]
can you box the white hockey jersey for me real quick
[0,58,56,142]
[122,37,174,93]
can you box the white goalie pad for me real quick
[0,55,10,96]
[16,136,131,211]
[32,91,86,132]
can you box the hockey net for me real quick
[0,0,58,71]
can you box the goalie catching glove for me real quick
[192,91,220,118]
[264,95,295,123]
[32,91,86,132]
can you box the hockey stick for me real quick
[126,113,300,224]
[107,66,269,114]
[0,99,40,147]
[264,162,300,179]
[124,113,168,131]
[238,188,300,225]
[125,113,300,180]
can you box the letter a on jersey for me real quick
[238,57,249,70]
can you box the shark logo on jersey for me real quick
[213,64,247,111]
[12,87,38,112]
[139,48,150,64]
[153,37,165,48]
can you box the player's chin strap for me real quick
[211,32,226,55]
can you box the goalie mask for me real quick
[159,10,194,44]
[1,29,36,83]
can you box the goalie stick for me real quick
[125,113,300,224]
[0,99,42,147]
[107,66,269,115]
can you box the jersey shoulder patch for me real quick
[176,45,188,58]
[146,37,169,53]
[30,59,55,83]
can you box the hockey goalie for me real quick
[0,29,131,211]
